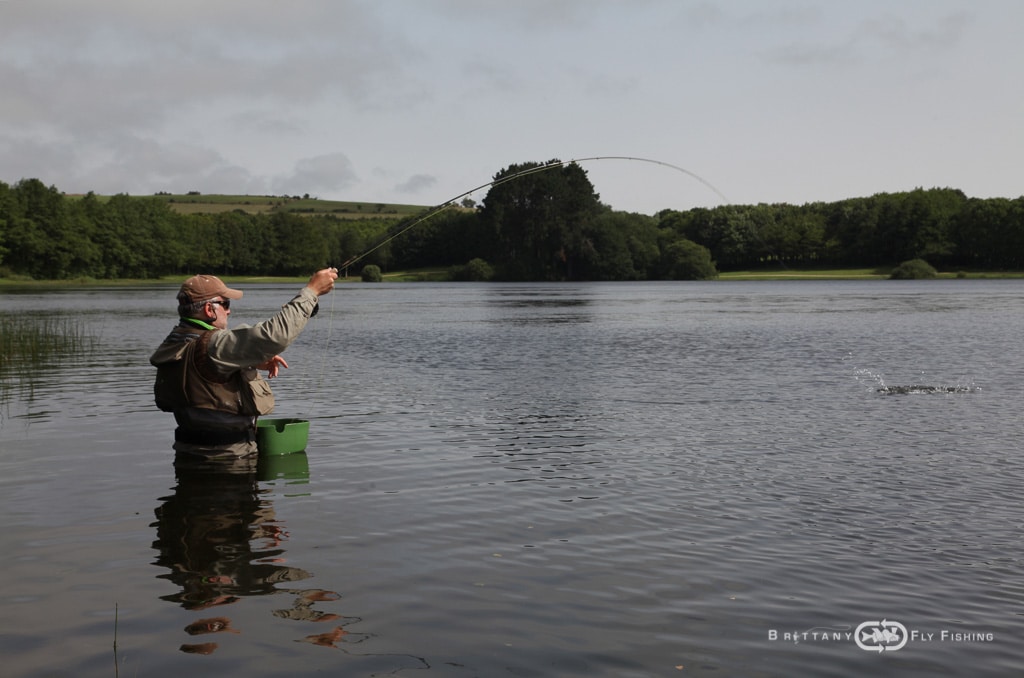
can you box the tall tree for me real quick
[481,160,602,280]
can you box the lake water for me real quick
[1,280,1023,677]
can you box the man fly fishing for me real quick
[150,268,338,470]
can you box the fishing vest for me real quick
[152,322,275,420]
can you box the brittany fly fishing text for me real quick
[769,629,994,643]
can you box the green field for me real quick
[66,192,430,218]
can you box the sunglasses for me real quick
[208,299,231,310]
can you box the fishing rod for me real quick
[338,155,731,272]
[321,157,726,385]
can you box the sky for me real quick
[1,0,1021,214]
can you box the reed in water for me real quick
[0,315,95,400]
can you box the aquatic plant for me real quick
[0,314,94,367]
[0,315,96,410]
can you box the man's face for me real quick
[205,298,231,330]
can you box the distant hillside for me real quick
[68,192,431,218]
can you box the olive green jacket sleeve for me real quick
[205,288,320,369]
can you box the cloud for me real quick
[273,153,358,196]
[430,0,627,30]
[0,1,1020,210]
[857,10,972,52]
[395,173,438,194]
[0,134,84,187]
[763,9,974,67]
[0,0,423,137]
[0,1,421,196]
[226,110,307,138]
[0,125,285,196]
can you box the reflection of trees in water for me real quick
[150,465,352,654]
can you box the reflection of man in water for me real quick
[151,468,338,654]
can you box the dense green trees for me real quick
[0,171,1022,282]
[951,197,1024,269]
[481,160,604,280]
[658,188,1024,273]
[0,179,399,280]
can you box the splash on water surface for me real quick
[852,367,979,395]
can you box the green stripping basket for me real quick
[256,418,309,456]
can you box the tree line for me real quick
[1,166,1022,282]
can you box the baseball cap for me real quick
[178,275,244,303]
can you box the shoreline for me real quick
[2,269,1023,288]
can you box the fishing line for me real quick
[319,156,730,389]
[317,282,336,389]
[338,155,731,272]
[314,155,793,397]
[316,155,759,392]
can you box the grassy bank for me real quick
[2,268,1023,288]
[719,268,887,280]
[720,268,1024,280]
